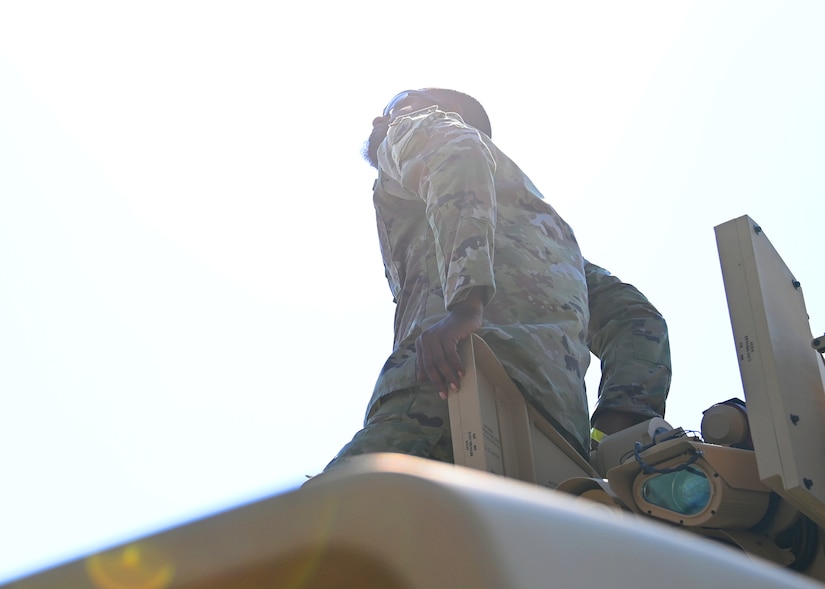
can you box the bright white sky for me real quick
[2,0,824,582]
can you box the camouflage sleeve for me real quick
[379,108,497,310]
[585,260,671,424]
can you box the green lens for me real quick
[641,468,711,516]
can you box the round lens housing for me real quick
[640,467,711,516]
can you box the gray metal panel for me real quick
[716,215,825,526]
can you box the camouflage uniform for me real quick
[327,107,670,468]
[584,261,670,425]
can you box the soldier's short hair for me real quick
[423,88,492,138]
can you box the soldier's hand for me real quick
[415,289,485,399]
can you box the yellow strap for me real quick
[590,427,607,444]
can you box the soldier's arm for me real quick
[380,108,497,310]
[586,261,671,436]
[380,108,497,396]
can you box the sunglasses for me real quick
[382,90,439,119]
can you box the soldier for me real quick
[326,88,670,469]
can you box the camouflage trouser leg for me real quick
[324,387,454,471]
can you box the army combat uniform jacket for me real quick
[371,107,670,455]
